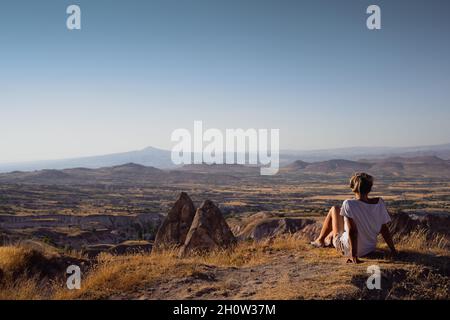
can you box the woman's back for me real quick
[341,198,391,257]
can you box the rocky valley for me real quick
[0,157,449,299]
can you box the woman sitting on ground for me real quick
[311,172,397,263]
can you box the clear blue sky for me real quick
[1,0,449,162]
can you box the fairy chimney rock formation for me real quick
[179,200,236,256]
[154,192,196,249]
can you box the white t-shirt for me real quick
[340,198,391,257]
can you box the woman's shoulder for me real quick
[365,197,386,206]
[371,197,385,204]
[342,199,357,207]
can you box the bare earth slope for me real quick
[122,244,449,300]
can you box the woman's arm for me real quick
[345,217,360,264]
[380,224,397,256]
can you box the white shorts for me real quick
[333,232,351,257]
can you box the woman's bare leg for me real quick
[312,206,342,246]
[331,206,344,238]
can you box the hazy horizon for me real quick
[2,0,450,163]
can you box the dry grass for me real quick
[54,250,190,299]
[54,240,280,299]
[0,244,86,300]
[0,277,43,300]
[0,232,448,300]
[0,246,35,275]
[193,236,307,268]
[0,246,51,300]
[395,229,448,253]
[252,232,450,300]
[0,245,58,278]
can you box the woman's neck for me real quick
[355,193,369,202]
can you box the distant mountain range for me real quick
[0,155,449,186]
[0,143,449,174]
[280,143,450,163]
[0,147,173,173]
[0,163,241,185]
[282,156,450,177]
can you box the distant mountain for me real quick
[284,160,309,170]
[369,156,450,177]
[0,147,173,173]
[2,155,448,186]
[303,159,372,174]
[281,143,450,163]
[284,159,372,174]
[0,163,163,185]
[177,163,261,175]
[0,163,242,185]
[283,156,450,177]
[1,143,449,174]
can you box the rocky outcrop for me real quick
[84,240,152,258]
[108,241,153,255]
[0,213,163,236]
[294,222,322,241]
[389,212,450,239]
[0,213,163,251]
[0,243,88,283]
[154,192,196,249]
[179,200,236,256]
[236,212,315,241]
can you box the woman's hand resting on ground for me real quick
[387,249,398,259]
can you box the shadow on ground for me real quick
[348,249,450,299]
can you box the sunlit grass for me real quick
[0,232,448,300]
